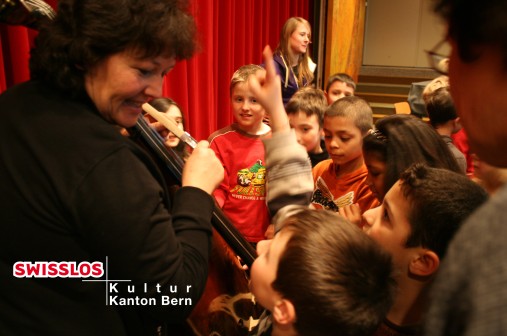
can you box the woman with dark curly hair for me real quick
[0,0,223,334]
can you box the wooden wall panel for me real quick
[324,0,366,84]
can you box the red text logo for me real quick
[13,261,104,278]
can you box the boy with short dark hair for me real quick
[425,86,467,173]
[285,87,329,167]
[251,207,396,336]
[311,96,378,220]
[363,163,488,335]
[325,72,356,105]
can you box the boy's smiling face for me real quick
[250,229,292,311]
[323,115,364,171]
[231,81,266,134]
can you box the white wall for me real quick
[363,0,449,67]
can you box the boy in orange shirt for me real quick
[311,96,378,223]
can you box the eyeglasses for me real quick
[426,39,450,75]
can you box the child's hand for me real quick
[338,203,363,228]
[264,224,275,239]
[249,46,289,133]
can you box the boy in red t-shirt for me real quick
[208,64,272,243]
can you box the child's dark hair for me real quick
[325,96,373,135]
[326,73,357,92]
[400,163,488,258]
[273,208,395,336]
[285,87,328,128]
[363,114,462,193]
[425,87,458,127]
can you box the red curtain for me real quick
[0,0,312,140]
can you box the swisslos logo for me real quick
[13,261,104,278]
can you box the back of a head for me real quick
[229,64,263,96]
[273,209,395,336]
[285,87,328,128]
[425,87,457,127]
[400,163,488,258]
[369,114,462,192]
[30,0,196,96]
[326,96,373,135]
[326,73,357,92]
[422,75,450,103]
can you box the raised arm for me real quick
[249,46,290,134]
[250,46,313,232]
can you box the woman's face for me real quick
[85,50,175,128]
[289,22,311,56]
[164,104,184,148]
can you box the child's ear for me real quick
[409,250,440,277]
[272,299,296,326]
[454,117,462,129]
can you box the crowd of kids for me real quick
[4,3,505,334]
[123,38,500,336]
[248,46,396,336]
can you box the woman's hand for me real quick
[182,140,224,194]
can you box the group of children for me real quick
[148,45,492,335]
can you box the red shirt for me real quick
[209,124,271,243]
